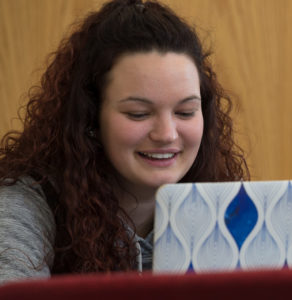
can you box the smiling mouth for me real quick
[138,152,177,160]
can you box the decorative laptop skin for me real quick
[153,181,292,273]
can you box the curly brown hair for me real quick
[0,0,249,273]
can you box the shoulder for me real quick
[0,176,55,230]
[0,176,56,283]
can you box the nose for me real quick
[149,114,178,143]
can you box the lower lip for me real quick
[137,153,178,167]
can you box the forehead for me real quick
[109,50,198,78]
[103,50,200,103]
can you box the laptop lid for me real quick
[153,181,292,273]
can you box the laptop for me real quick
[153,181,292,273]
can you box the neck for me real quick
[117,182,157,238]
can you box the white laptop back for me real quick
[153,181,292,273]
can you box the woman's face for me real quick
[99,51,203,190]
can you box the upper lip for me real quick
[138,149,181,154]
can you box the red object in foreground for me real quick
[1,269,292,300]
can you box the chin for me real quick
[146,177,181,188]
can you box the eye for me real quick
[175,111,195,118]
[125,112,150,120]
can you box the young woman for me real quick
[0,0,249,282]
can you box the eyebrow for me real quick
[118,95,201,104]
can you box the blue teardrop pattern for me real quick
[187,262,195,272]
[224,184,258,249]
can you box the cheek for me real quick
[182,117,204,147]
[102,116,149,150]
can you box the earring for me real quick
[135,3,145,13]
[86,128,103,149]
[87,129,96,138]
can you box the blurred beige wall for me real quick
[0,0,291,180]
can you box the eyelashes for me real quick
[125,110,197,121]
[126,112,150,120]
[175,111,195,118]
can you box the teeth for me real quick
[140,152,175,159]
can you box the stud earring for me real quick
[87,129,96,138]
[135,3,145,13]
